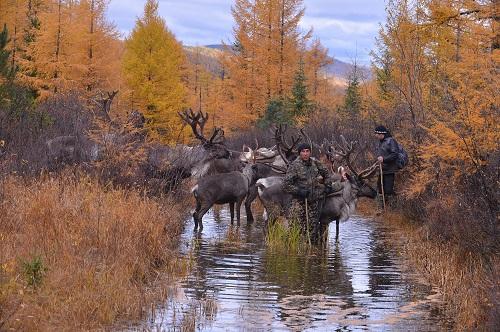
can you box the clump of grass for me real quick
[0,173,189,330]
[266,217,307,253]
[21,255,47,289]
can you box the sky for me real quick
[107,0,387,64]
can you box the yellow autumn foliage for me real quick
[122,0,187,143]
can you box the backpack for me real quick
[393,139,409,169]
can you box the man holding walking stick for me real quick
[374,125,400,213]
[283,143,345,244]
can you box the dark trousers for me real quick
[377,173,395,195]
[290,197,324,244]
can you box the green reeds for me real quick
[265,217,308,253]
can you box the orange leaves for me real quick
[222,0,312,124]
[372,0,499,198]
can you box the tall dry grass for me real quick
[0,172,189,330]
[360,200,499,331]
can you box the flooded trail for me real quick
[146,207,448,331]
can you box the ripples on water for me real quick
[145,207,446,331]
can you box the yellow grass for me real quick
[0,173,189,330]
[357,201,498,330]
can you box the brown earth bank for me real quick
[0,171,191,331]
[357,200,499,331]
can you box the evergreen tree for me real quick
[122,0,186,141]
[0,24,12,79]
[290,59,310,117]
[343,65,362,116]
[257,97,293,128]
[0,23,34,118]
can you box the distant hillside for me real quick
[185,44,372,86]
[184,45,224,76]
[204,44,226,51]
[324,59,372,81]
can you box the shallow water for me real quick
[146,207,448,331]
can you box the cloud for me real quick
[107,0,386,64]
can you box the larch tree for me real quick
[122,0,187,142]
[0,0,28,75]
[26,0,75,97]
[224,0,310,124]
[371,0,498,216]
[71,0,121,94]
[303,38,332,107]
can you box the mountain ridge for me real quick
[187,44,372,85]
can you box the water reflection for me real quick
[148,208,446,331]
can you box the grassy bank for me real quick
[357,201,498,331]
[0,173,189,330]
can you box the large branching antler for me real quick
[178,108,209,142]
[326,135,378,179]
[328,135,358,175]
[272,124,302,166]
[178,109,225,145]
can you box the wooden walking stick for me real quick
[305,197,312,246]
[379,163,386,210]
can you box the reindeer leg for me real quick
[320,222,329,246]
[193,199,202,230]
[196,204,211,230]
[229,202,235,224]
[245,186,257,223]
[335,219,340,242]
[236,197,244,225]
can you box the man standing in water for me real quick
[283,143,344,243]
[375,125,399,211]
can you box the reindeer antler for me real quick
[325,135,379,179]
[178,109,210,143]
[326,135,362,177]
[208,127,225,144]
[273,124,302,162]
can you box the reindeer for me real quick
[256,135,378,242]
[178,109,244,178]
[191,164,258,230]
[44,90,120,167]
[239,125,304,222]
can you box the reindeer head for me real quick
[178,109,228,158]
[326,135,379,198]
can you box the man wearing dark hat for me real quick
[375,125,399,210]
[283,143,344,242]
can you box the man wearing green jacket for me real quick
[283,143,344,243]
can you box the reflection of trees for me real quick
[260,242,355,330]
[182,230,214,301]
[367,228,397,298]
[182,222,265,311]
